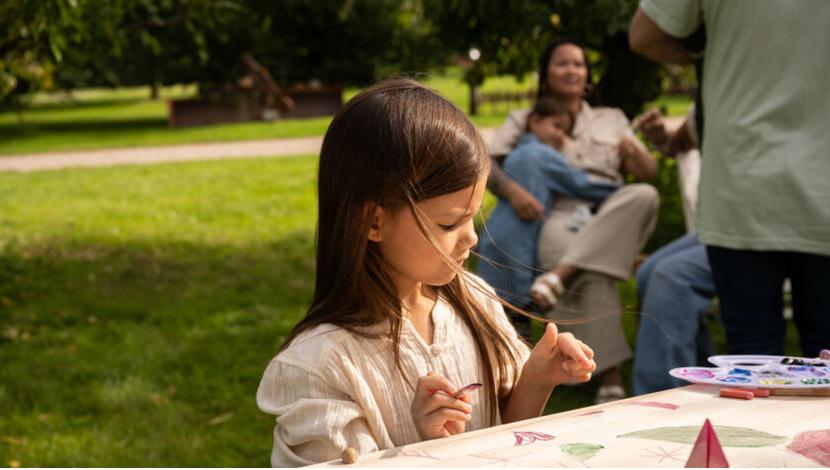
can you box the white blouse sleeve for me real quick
[256,359,379,467]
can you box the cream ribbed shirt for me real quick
[256,276,530,467]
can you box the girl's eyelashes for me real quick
[438,223,457,231]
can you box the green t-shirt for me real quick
[640,0,830,256]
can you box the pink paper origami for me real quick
[685,419,729,467]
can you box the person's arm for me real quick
[257,360,381,466]
[536,148,618,204]
[488,111,545,221]
[619,136,658,180]
[489,157,545,221]
[664,120,697,155]
[634,107,699,156]
[628,8,692,64]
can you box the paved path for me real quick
[0,135,326,173]
[0,128,497,173]
[0,116,683,173]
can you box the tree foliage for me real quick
[421,0,555,87]
[3,0,663,116]
[423,0,663,117]
[244,0,434,88]
[0,0,83,110]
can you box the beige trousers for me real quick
[537,184,659,373]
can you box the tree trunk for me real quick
[468,83,478,116]
[596,33,662,118]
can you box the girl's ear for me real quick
[365,203,384,242]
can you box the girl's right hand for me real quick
[411,372,473,440]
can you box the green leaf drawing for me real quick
[619,426,787,447]
[560,443,604,461]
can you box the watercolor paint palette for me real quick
[670,355,830,388]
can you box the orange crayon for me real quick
[720,387,754,400]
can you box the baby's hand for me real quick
[410,372,472,440]
[525,323,596,388]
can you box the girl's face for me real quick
[373,175,486,293]
[545,43,588,98]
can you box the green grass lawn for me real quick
[0,157,318,466]
[0,68,691,156]
[0,155,614,466]
[0,155,802,466]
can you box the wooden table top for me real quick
[318,384,830,467]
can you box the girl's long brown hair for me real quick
[280,78,520,425]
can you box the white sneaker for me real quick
[530,273,565,307]
[595,385,626,404]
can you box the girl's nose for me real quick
[462,219,478,249]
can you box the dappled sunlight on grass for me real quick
[0,157,316,465]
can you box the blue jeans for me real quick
[632,233,715,395]
[707,245,830,357]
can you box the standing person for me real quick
[478,96,619,331]
[486,39,659,403]
[256,79,596,466]
[630,1,830,357]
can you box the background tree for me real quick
[5,0,665,116]
[241,0,436,89]
[422,0,555,114]
[52,0,241,98]
[47,0,435,96]
[422,0,663,117]
[552,0,662,118]
[0,0,84,115]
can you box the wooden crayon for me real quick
[768,387,830,397]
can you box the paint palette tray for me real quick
[670,355,830,388]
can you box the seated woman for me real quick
[478,96,618,333]
[486,39,658,403]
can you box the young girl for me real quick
[256,79,596,467]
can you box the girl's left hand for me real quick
[524,323,596,388]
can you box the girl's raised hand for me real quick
[525,323,596,388]
[410,372,473,440]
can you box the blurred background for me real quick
[1,1,769,466]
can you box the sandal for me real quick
[530,272,565,308]
[595,384,626,405]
